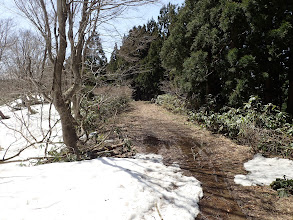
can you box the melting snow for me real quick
[0,102,203,219]
[234,154,293,186]
[0,154,203,220]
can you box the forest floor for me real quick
[115,101,293,220]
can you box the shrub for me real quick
[80,86,131,135]
[271,176,293,197]
[156,94,293,158]
[189,96,293,157]
[155,94,186,114]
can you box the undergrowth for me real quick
[36,127,135,165]
[271,176,293,197]
[80,86,131,135]
[156,94,293,158]
[155,94,186,114]
[81,95,130,132]
[36,86,133,164]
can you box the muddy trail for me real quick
[116,101,293,220]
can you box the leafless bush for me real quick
[92,85,132,99]
[226,121,293,158]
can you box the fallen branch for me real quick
[110,143,124,149]
[92,143,124,153]
[91,129,113,151]
[0,110,10,119]
[156,203,164,220]
[1,142,39,162]
[95,150,115,155]
[0,156,61,164]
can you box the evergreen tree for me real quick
[246,0,292,111]
[86,33,107,68]
[161,0,293,113]
[160,2,193,84]
[84,33,107,85]
[132,21,165,100]
[218,0,253,107]
[119,25,152,63]
[158,3,178,39]
[107,43,119,74]
[105,0,293,114]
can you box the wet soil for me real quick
[116,101,293,219]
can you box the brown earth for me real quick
[115,101,293,220]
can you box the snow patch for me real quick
[234,154,293,186]
[0,154,203,220]
[0,103,62,160]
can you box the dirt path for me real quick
[116,101,293,219]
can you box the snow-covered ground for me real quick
[234,154,293,186]
[0,102,203,219]
[0,101,62,160]
[0,154,203,220]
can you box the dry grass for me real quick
[93,85,132,99]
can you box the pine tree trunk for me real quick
[265,63,282,107]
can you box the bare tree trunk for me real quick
[54,100,79,156]
[287,78,293,115]
[52,67,80,156]
[13,0,158,157]
[52,0,80,156]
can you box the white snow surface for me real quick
[0,102,203,219]
[0,102,62,160]
[234,154,293,186]
[0,154,203,220]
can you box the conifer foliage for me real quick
[108,0,293,115]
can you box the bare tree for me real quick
[0,18,15,96]
[8,31,46,80]
[0,18,14,64]
[7,31,49,89]
[13,0,158,157]
[0,30,51,116]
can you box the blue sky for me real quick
[100,0,185,58]
[0,0,185,59]
[101,0,185,57]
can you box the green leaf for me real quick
[277,188,289,198]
